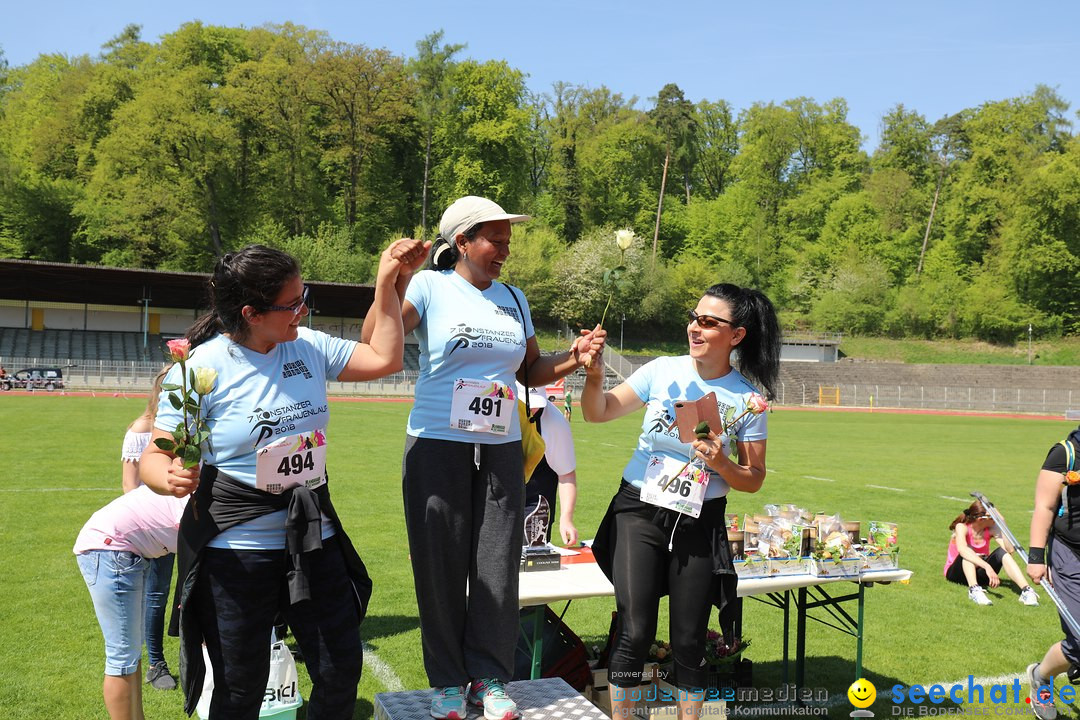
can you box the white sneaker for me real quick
[968,585,993,606]
[1020,587,1040,606]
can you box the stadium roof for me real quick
[0,259,375,318]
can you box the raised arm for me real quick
[579,352,643,423]
[359,239,429,345]
[518,325,607,388]
[340,239,428,382]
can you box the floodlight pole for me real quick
[1028,323,1033,365]
[139,291,151,358]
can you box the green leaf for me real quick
[695,420,711,439]
[161,383,181,392]
[182,444,202,467]
[188,367,196,388]
[172,426,186,443]
[153,438,177,452]
[169,393,183,410]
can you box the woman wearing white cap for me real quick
[365,196,604,720]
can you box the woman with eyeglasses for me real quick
[581,283,780,719]
[944,500,1038,607]
[140,240,427,719]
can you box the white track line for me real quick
[362,643,404,692]
[803,475,835,482]
[867,484,906,492]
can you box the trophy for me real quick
[521,496,561,571]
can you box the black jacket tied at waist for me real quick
[170,465,372,716]
[592,480,739,639]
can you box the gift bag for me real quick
[197,639,303,719]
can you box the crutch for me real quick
[971,490,1080,640]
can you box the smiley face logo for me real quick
[848,678,876,708]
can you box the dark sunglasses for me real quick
[266,285,309,315]
[687,309,734,330]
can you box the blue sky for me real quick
[4,0,1078,149]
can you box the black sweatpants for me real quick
[607,487,722,691]
[403,436,525,687]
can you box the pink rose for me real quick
[746,392,768,415]
[166,338,191,362]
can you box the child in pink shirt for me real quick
[74,486,187,720]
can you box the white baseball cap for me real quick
[439,196,530,243]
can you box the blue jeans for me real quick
[77,550,150,675]
[196,535,362,720]
[144,553,174,666]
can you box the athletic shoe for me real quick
[968,585,993,606]
[430,686,467,720]
[1027,663,1057,720]
[145,661,177,690]
[468,678,520,720]
[1020,587,1040,606]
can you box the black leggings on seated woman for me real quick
[607,495,720,691]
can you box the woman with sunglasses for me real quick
[582,283,780,719]
[944,500,1038,606]
[140,239,427,719]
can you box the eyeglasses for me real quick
[266,285,309,315]
[687,309,734,330]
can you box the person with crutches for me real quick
[1026,426,1080,720]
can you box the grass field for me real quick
[2,395,1078,719]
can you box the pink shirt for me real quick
[943,525,991,576]
[73,485,188,558]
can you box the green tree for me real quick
[409,30,464,236]
[432,59,531,212]
[648,83,696,263]
[694,99,738,198]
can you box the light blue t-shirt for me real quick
[155,328,355,549]
[622,356,767,500]
[405,269,534,443]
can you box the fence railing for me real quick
[5,353,1076,415]
[777,382,1078,415]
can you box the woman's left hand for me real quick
[692,432,724,468]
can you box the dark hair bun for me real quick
[430,235,458,270]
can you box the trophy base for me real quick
[520,546,561,572]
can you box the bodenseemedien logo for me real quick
[849,679,876,718]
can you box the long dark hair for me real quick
[428,224,482,271]
[704,283,781,399]
[186,245,300,348]
[949,500,989,531]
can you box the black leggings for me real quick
[945,547,1006,586]
[607,489,721,691]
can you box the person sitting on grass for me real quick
[943,500,1039,607]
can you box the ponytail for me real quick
[705,283,781,399]
[427,224,484,271]
[186,312,225,349]
[949,500,986,531]
[428,234,459,270]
